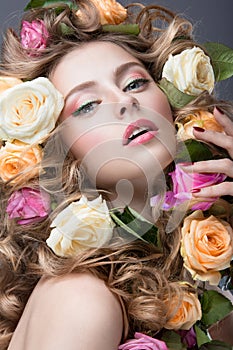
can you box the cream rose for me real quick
[165,290,202,330]
[176,110,224,141]
[181,210,233,285]
[46,195,114,257]
[0,76,22,93]
[0,77,64,144]
[0,140,42,183]
[162,47,215,95]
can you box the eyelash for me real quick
[72,100,101,117]
[123,78,150,92]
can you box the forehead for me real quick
[50,41,141,96]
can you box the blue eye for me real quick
[72,100,101,117]
[123,78,150,92]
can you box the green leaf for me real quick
[24,0,47,9]
[159,78,196,108]
[102,24,140,35]
[142,224,158,246]
[124,207,158,245]
[110,211,146,242]
[110,206,159,245]
[195,324,211,348]
[200,340,233,350]
[204,42,233,81]
[200,290,233,327]
[208,202,229,217]
[59,23,75,35]
[127,206,152,224]
[161,330,185,350]
[24,0,78,11]
[176,139,213,162]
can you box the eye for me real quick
[123,78,150,92]
[72,100,101,117]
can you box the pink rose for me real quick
[150,191,176,210]
[151,163,226,211]
[118,332,168,350]
[6,187,50,224]
[170,163,226,210]
[21,20,49,54]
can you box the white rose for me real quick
[162,46,215,95]
[46,195,114,257]
[0,77,64,144]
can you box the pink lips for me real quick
[123,119,158,146]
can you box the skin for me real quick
[50,41,175,218]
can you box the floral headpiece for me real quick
[20,0,138,56]
[1,1,233,349]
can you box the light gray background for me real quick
[1,1,233,100]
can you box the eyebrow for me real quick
[114,61,145,79]
[64,61,146,101]
[64,81,97,101]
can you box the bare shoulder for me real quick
[22,273,123,350]
[37,273,123,318]
[38,272,118,303]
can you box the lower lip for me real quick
[126,130,158,147]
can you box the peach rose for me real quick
[165,290,202,330]
[180,210,233,285]
[77,0,127,25]
[0,76,22,94]
[0,140,42,183]
[176,110,224,141]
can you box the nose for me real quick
[119,100,139,117]
[112,91,140,120]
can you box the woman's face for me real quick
[50,41,175,191]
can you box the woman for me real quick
[0,0,233,349]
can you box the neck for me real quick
[107,175,163,222]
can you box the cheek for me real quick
[66,121,124,161]
[143,88,173,122]
[69,131,105,159]
[59,116,108,158]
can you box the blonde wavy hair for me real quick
[0,1,232,349]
